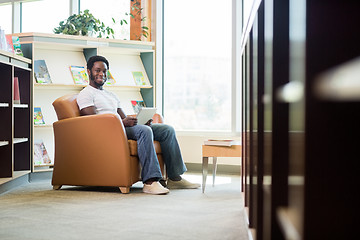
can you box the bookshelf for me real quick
[13,32,156,172]
[0,49,32,184]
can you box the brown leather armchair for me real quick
[51,93,165,193]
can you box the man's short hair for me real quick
[87,55,109,70]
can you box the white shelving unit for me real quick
[13,32,156,172]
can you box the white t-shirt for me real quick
[77,85,122,118]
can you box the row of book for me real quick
[34,100,146,125]
[34,59,150,86]
[0,29,23,56]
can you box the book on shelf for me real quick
[105,70,116,86]
[131,100,146,114]
[11,36,23,56]
[132,71,150,86]
[204,139,236,147]
[13,77,20,104]
[34,107,45,125]
[34,60,52,84]
[34,140,52,166]
[5,35,14,53]
[69,65,89,84]
[0,27,6,51]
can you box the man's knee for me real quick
[161,124,176,138]
[140,125,153,137]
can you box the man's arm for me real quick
[80,106,137,127]
[117,108,138,127]
[80,106,96,116]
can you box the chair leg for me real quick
[119,187,130,194]
[53,185,62,190]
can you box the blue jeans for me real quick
[125,123,187,183]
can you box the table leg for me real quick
[212,157,217,187]
[202,156,208,193]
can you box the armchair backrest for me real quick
[53,94,80,120]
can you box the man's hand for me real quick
[122,116,138,127]
[145,119,153,126]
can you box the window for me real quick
[80,0,130,40]
[163,0,232,131]
[22,0,69,33]
[243,0,255,29]
[0,3,12,34]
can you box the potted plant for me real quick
[53,10,114,38]
[114,0,149,41]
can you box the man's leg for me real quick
[125,124,163,183]
[151,124,200,189]
[151,124,187,179]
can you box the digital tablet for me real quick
[136,107,157,125]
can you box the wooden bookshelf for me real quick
[0,50,32,184]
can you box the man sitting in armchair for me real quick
[76,55,200,195]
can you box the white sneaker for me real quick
[143,181,170,195]
[167,178,201,189]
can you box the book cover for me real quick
[131,100,146,114]
[204,139,235,147]
[105,70,116,86]
[0,28,6,51]
[11,36,23,56]
[34,140,52,166]
[5,35,14,53]
[69,65,89,84]
[34,107,45,125]
[34,60,52,84]
[132,71,150,86]
[13,77,20,104]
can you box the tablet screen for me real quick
[136,108,157,125]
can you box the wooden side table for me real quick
[202,143,242,193]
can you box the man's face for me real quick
[88,61,107,88]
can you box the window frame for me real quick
[156,0,242,136]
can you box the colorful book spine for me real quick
[34,107,45,125]
[13,77,20,104]
[33,140,52,166]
